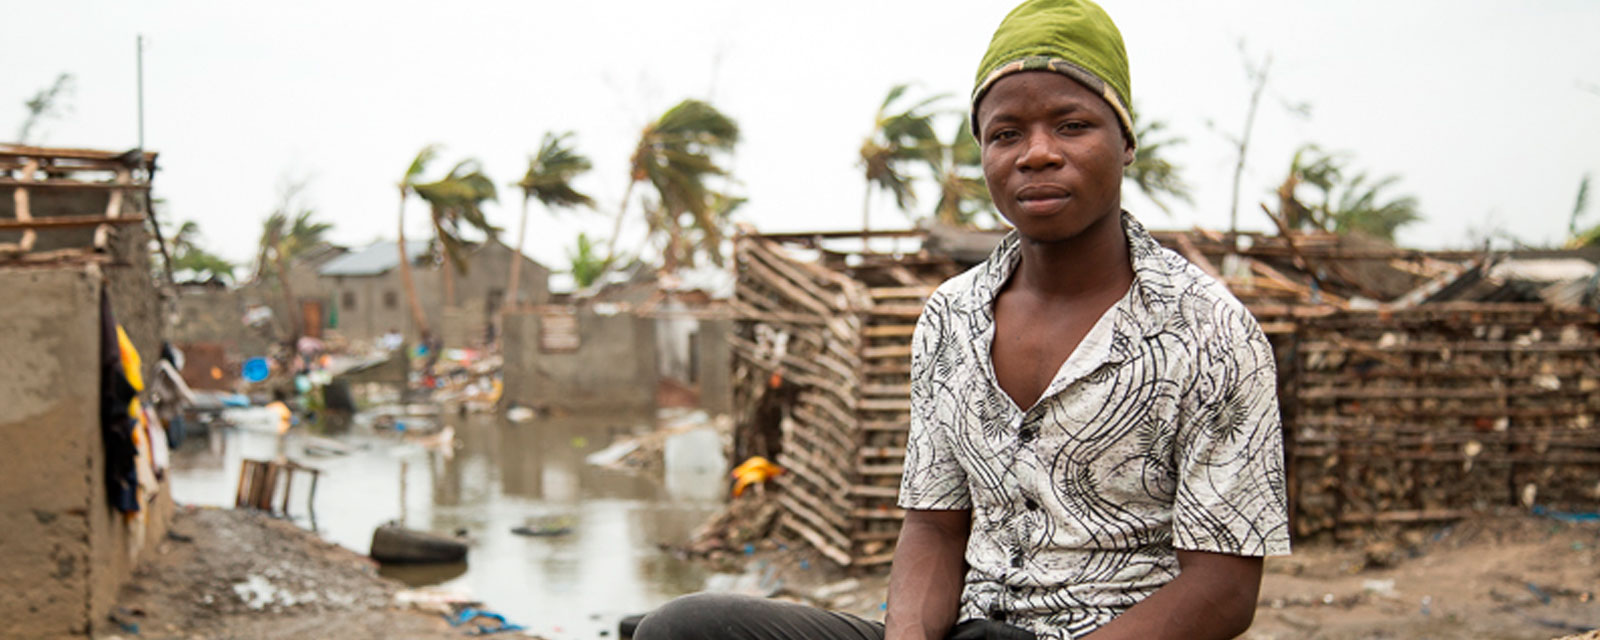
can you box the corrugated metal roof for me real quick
[317,240,430,277]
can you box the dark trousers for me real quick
[634,593,1037,640]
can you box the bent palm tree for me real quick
[506,132,595,318]
[396,145,439,340]
[257,207,332,342]
[1123,110,1194,217]
[860,84,944,230]
[929,117,991,227]
[1274,145,1420,241]
[413,158,500,309]
[606,99,741,271]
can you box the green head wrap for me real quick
[971,0,1135,150]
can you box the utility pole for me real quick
[138,34,176,285]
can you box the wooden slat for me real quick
[858,398,910,412]
[864,324,916,338]
[740,248,834,318]
[861,383,910,398]
[858,464,905,477]
[777,492,853,548]
[862,344,912,360]
[869,286,936,300]
[1299,340,1600,353]
[777,513,853,567]
[1300,385,1594,400]
[0,214,147,231]
[850,485,900,499]
[0,178,151,191]
[869,305,924,319]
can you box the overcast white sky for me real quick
[5,1,1599,273]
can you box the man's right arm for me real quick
[884,508,971,640]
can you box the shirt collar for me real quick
[964,212,1178,362]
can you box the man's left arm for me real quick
[1079,550,1261,639]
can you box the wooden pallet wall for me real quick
[1291,304,1600,538]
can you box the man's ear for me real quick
[1123,142,1136,167]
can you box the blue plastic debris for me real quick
[1531,505,1600,523]
[447,608,526,635]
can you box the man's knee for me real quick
[633,592,751,639]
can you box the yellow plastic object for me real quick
[730,456,784,498]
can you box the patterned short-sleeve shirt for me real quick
[897,213,1291,640]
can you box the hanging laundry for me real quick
[99,291,140,513]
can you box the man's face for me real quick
[976,71,1133,243]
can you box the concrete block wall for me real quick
[0,265,174,638]
[503,309,658,413]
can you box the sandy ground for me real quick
[105,506,462,640]
[110,500,1597,639]
[690,506,1599,640]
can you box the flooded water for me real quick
[169,410,726,638]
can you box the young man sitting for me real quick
[637,1,1289,638]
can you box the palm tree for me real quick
[928,117,992,227]
[1566,173,1595,248]
[1123,110,1194,216]
[1274,145,1420,242]
[860,84,944,230]
[396,145,439,339]
[413,158,500,308]
[566,232,607,290]
[1326,173,1421,241]
[168,220,235,283]
[257,207,332,342]
[606,98,741,271]
[507,132,594,318]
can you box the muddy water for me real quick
[169,411,725,638]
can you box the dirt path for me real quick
[702,513,1599,640]
[108,506,461,640]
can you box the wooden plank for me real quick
[859,398,910,412]
[864,324,917,338]
[1298,340,1600,354]
[862,419,910,432]
[777,491,853,548]
[1335,509,1478,525]
[0,178,152,191]
[1172,232,1221,280]
[853,507,908,520]
[858,464,905,477]
[861,383,910,398]
[869,305,924,319]
[862,344,912,360]
[865,363,912,376]
[850,485,900,499]
[1300,385,1594,400]
[869,286,936,300]
[858,446,905,459]
[854,551,897,566]
[745,239,851,313]
[740,250,834,318]
[777,513,854,567]
[1299,366,1600,382]
[0,145,158,163]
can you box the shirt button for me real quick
[1018,428,1036,443]
[1011,554,1024,568]
[991,609,1007,623]
[1024,498,1039,511]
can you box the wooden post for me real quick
[399,460,409,526]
